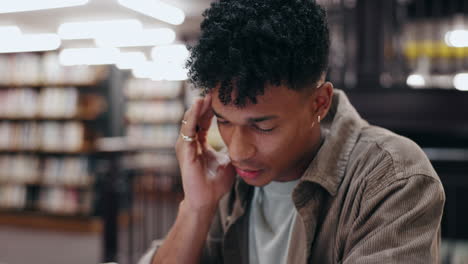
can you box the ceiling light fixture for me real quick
[116,52,147,70]
[59,47,120,66]
[151,44,189,63]
[132,60,188,81]
[0,26,22,37]
[160,66,188,81]
[96,28,176,47]
[132,61,158,79]
[453,73,468,91]
[445,30,468,48]
[0,0,89,14]
[0,33,61,53]
[58,19,143,40]
[117,0,185,25]
[406,74,426,88]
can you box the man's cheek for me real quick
[217,126,229,146]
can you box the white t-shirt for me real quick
[248,179,300,264]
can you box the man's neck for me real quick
[276,130,324,182]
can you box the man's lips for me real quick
[234,167,262,179]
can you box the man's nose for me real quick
[227,127,256,163]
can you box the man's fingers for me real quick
[197,95,214,149]
[177,98,204,164]
[181,97,203,138]
[176,94,215,168]
[198,110,214,148]
[199,94,214,130]
[199,93,212,118]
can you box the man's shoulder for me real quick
[348,125,441,190]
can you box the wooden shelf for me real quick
[39,182,94,189]
[0,211,102,233]
[124,96,182,102]
[0,180,94,189]
[0,149,94,155]
[0,179,40,185]
[125,119,181,125]
[0,116,95,121]
[0,83,102,89]
[133,189,184,202]
[128,147,176,152]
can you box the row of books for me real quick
[125,77,184,206]
[38,187,93,215]
[136,174,177,193]
[127,124,179,149]
[126,101,184,123]
[0,87,79,118]
[0,155,93,187]
[0,122,86,152]
[124,79,183,100]
[0,185,27,209]
[124,152,179,172]
[43,157,92,186]
[0,53,106,86]
[0,184,93,215]
[0,155,39,184]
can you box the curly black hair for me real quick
[186,0,330,106]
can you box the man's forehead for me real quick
[212,83,304,106]
[211,84,306,119]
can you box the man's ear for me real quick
[313,81,333,121]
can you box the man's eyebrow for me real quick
[248,115,278,123]
[212,109,278,123]
[212,109,225,119]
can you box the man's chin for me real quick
[240,174,275,187]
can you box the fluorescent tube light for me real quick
[453,73,468,91]
[116,52,147,70]
[161,66,188,81]
[117,0,185,25]
[0,26,22,37]
[147,61,188,81]
[445,30,468,48]
[406,74,426,88]
[59,48,120,66]
[132,61,159,79]
[151,44,189,63]
[0,33,61,53]
[58,19,143,40]
[0,0,89,13]
[150,45,189,80]
[132,60,188,80]
[96,28,175,47]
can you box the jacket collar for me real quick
[299,89,368,196]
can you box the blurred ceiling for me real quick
[0,0,213,44]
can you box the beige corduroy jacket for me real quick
[140,89,445,264]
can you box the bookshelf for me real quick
[120,78,185,259]
[123,79,184,182]
[0,52,112,231]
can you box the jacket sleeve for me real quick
[138,240,164,264]
[342,175,445,264]
[200,207,225,263]
[137,209,225,264]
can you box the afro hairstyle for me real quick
[186,0,330,106]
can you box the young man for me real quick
[140,0,445,263]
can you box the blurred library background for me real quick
[0,0,467,263]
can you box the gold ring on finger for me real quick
[180,132,196,142]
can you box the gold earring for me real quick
[312,115,321,128]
